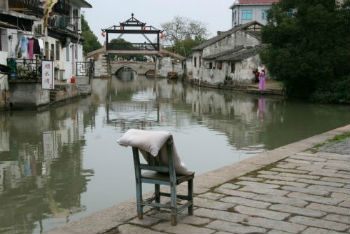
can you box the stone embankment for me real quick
[46,125,350,234]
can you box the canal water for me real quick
[0,76,348,234]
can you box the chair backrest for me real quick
[132,138,176,182]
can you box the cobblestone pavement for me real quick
[107,137,350,234]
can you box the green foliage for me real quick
[108,39,144,61]
[81,15,102,55]
[260,0,350,103]
[167,38,203,57]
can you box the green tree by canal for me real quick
[260,0,350,103]
[81,14,102,55]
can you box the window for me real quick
[56,41,60,60]
[50,44,55,61]
[199,56,201,67]
[217,61,222,70]
[231,62,235,73]
[45,42,49,60]
[66,46,70,61]
[262,10,268,19]
[194,57,197,67]
[75,44,78,59]
[208,62,213,69]
[242,10,252,20]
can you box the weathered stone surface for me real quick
[331,192,350,201]
[289,155,327,162]
[179,215,211,226]
[118,224,165,234]
[306,203,350,215]
[297,179,344,187]
[265,180,308,188]
[270,167,309,174]
[236,181,280,189]
[258,170,279,175]
[240,186,289,196]
[302,227,347,234]
[220,196,271,209]
[278,172,320,180]
[321,177,350,184]
[257,174,298,181]
[339,200,350,208]
[269,204,326,217]
[219,183,240,190]
[324,214,350,224]
[308,185,350,194]
[254,194,308,207]
[268,230,294,234]
[243,217,306,233]
[153,222,215,234]
[238,176,264,182]
[281,185,330,196]
[195,208,248,223]
[207,220,266,234]
[235,205,290,220]
[129,216,160,226]
[198,192,226,201]
[194,197,233,210]
[290,216,349,231]
[214,188,257,199]
[287,192,342,205]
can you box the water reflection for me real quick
[0,75,348,234]
[0,104,94,234]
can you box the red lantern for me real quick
[120,26,124,30]
[142,26,146,30]
[160,33,164,39]
[101,32,105,37]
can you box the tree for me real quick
[171,38,202,57]
[260,0,350,103]
[109,38,144,61]
[161,16,208,45]
[81,14,102,55]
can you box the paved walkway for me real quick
[46,125,350,234]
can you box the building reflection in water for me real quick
[0,104,95,234]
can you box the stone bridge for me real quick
[110,61,156,75]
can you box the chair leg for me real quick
[170,184,177,226]
[136,180,143,219]
[188,179,193,215]
[155,184,160,211]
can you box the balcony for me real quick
[8,0,43,17]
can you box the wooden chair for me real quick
[132,139,194,225]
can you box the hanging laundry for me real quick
[28,39,34,59]
[33,39,40,54]
[20,37,28,53]
[38,38,44,50]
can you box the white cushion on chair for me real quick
[117,129,194,176]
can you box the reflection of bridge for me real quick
[111,61,155,76]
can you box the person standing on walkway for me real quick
[259,68,266,91]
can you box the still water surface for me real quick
[0,76,348,233]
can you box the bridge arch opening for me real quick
[115,66,138,81]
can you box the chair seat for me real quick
[142,171,195,185]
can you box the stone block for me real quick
[290,216,349,231]
[235,205,290,220]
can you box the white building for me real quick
[0,0,91,81]
[230,0,280,28]
[189,22,265,86]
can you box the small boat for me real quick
[145,70,155,78]
[167,72,178,80]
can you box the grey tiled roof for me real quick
[217,44,266,61]
[192,21,262,51]
[202,45,244,60]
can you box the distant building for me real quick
[189,21,265,86]
[230,0,280,28]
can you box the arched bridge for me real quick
[110,61,155,75]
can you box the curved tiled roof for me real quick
[192,21,262,51]
[217,44,267,61]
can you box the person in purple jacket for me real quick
[259,68,266,91]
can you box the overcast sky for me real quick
[82,0,233,44]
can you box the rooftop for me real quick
[230,0,280,8]
[192,21,262,51]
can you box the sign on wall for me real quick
[42,60,54,89]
